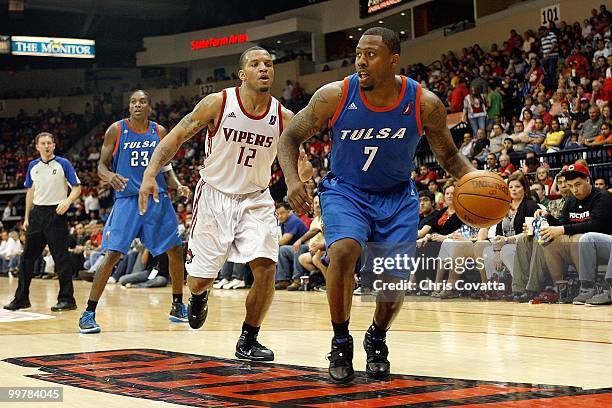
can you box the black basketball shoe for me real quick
[327,335,354,383]
[187,291,209,329]
[364,330,390,379]
[235,334,275,361]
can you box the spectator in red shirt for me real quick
[449,79,469,113]
[536,103,553,128]
[526,57,545,91]
[565,44,590,78]
[506,29,523,53]
[498,154,516,177]
[415,165,438,189]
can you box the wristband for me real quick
[162,164,172,172]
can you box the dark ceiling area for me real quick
[0,0,328,68]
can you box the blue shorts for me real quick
[319,174,419,246]
[101,194,182,257]
[319,174,418,279]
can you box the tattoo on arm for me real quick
[278,83,340,183]
[151,146,174,168]
[177,112,207,140]
[423,92,474,180]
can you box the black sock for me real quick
[368,320,387,340]
[86,300,98,313]
[173,293,183,304]
[191,291,208,301]
[332,319,350,339]
[241,322,260,340]
[581,281,595,289]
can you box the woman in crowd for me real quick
[476,172,538,298]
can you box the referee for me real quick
[4,132,82,312]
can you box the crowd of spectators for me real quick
[1,6,611,303]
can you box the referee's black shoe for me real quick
[51,301,77,312]
[188,291,209,329]
[327,335,355,383]
[4,298,31,311]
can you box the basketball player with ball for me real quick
[279,27,509,382]
[139,46,311,362]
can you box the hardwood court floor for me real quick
[0,276,611,407]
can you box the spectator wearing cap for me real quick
[571,98,590,127]
[4,132,81,312]
[535,163,612,287]
[578,106,603,144]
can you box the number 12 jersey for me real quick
[200,87,283,194]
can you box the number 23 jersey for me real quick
[199,87,283,194]
[112,119,168,199]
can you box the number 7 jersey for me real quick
[199,87,282,194]
[329,74,423,192]
[112,119,168,198]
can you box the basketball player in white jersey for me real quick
[139,46,310,361]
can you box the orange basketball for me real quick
[453,170,511,228]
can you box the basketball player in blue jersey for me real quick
[279,28,476,382]
[78,90,190,334]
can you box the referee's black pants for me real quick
[14,205,75,304]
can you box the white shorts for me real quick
[185,180,280,279]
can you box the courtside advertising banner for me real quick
[11,36,95,58]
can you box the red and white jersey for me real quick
[199,87,283,194]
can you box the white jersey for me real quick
[199,87,283,194]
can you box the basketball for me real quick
[453,170,510,228]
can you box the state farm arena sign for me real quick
[191,34,249,51]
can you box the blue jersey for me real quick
[112,119,168,198]
[329,74,423,192]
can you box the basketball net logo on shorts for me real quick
[185,248,194,264]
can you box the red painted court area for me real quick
[6,349,612,407]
